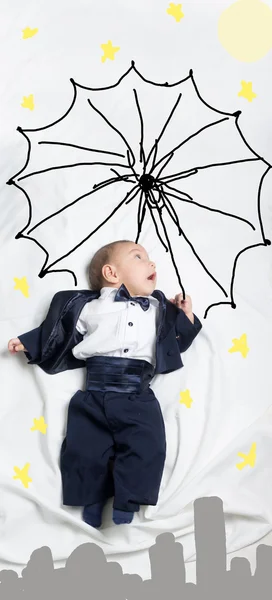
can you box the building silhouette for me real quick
[0,496,271,599]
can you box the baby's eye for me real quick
[135,254,141,259]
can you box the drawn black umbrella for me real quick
[7,61,271,317]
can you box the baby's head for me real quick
[88,240,157,297]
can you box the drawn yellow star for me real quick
[13,463,32,488]
[166,3,184,22]
[21,94,35,111]
[101,40,120,63]
[31,416,47,435]
[238,81,257,103]
[179,389,193,408]
[236,442,256,470]
[13,276,30,297]
[228,333,249,358]
[22,27,38,39]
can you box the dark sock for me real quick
[83,502,103,528]
[112,509,134,525]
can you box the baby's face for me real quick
[113,242,157,296]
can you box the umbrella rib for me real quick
[146,192,169,252]
[159,157,260,183]
[149,189,186,297]
[92,171,136,190]
[126,149,139,182]
[124,184,142,206]
[133,89,147,169]
[157,169,198,183]
[159,188,228,297]
[43,183,141,272]
[158,182,193,201]
[17,161,132,182]
[163,183,255,230]
[27,175,136,235]
[87,97,136,172]
[155,185,181,229]
[149,116,230,175]
[156,152,175,180]
[145,93,182,172]
[39,140,126,159]
[135,191,147,243]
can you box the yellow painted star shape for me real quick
[21,94,35,111]
[179,389,193,408]
[101,40,120,63]
[31,416,47,435]
[228,333,249,358]
[167,3,184,22]
[13,463,32,488]
[22,27,38,39]
[14,276,30,297]
[236,442,256,470]
[238,81,257,103]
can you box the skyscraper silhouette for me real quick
[194,496,227,588]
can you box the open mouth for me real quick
[147,273,156,281]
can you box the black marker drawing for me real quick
[7,61,271,318]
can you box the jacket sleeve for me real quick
[17,291,84,373]
[18,324,44,364]
[175,309,202,353]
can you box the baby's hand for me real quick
[169,293,193,315]
[8,338,27,354]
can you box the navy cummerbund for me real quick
[85,356,155,393]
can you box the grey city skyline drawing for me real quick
[0,496,271,599]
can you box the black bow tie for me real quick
[114,284,150,311]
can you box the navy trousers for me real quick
[60,356,166,511]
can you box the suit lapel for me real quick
[152,289,177,340]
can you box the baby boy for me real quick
[8,239,202,528]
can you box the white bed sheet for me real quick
[1,0,272,581]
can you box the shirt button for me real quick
[128,322,133,326]
[130,302,135,306]
[124,348,129,353]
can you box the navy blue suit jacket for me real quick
[18,288,202,376]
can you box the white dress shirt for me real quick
[72,286,160,367]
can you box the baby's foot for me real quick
[112,509,134,525]
[83,502,104,528]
